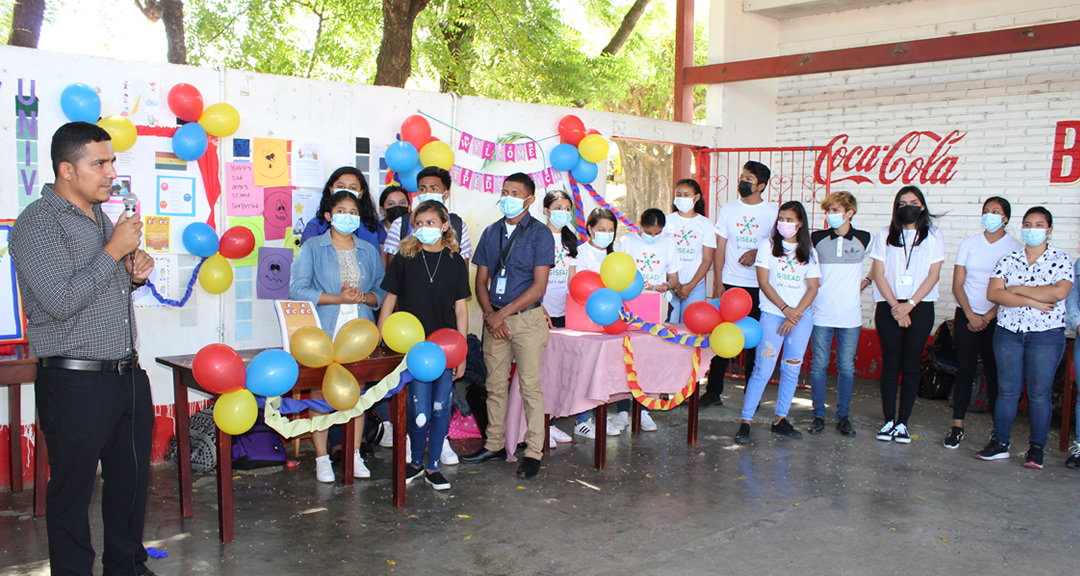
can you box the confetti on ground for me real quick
[301,507,327,515]
[646,474,653,478]
[916,495,925,501]
[792,503,799,506]
[911,434,919,440]
[575,479,601,491]
[940,537,949,543]
[516,486,527,490]
[890,528,896,531]
[408,515,418,519]
[736,476,747,481]
[386,560,396,566]
[233,476,241,480]
[457,515,470,519]
[794,536,801,541]
[464,535,472,540]
[664,493,671,497]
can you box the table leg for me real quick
[9,386,21,493]
[1060,341,1075,452]
[33,416,46,517]
[631,400,641,435]
[594,404,607,470]
[391,384,406,507]
[173,376,193,518]
[687,384,699,446]
[543,415,550,456]
[342,416,355,486]
[215,428,234,543]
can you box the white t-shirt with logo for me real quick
[955,232,1024,315]
[714,200,779,288]
[664,213,717,285]
[868,226,946,303]
[576,241,607,274]
[755,240,822,318]
[543,231,577,318]
[616,233,682,288]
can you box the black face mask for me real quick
[896,205,922,225]
[385,205,410,223]
[738,180,754,198]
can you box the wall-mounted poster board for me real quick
[0,220,27,344]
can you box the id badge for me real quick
[495,276,507,295]
[897,275,915,300]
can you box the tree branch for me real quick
[601,0,651,56]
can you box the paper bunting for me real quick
[456,132,541,164]
[449,165,564,194]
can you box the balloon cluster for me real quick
[60,83,138,153]
[549,115,609,184]
[290,319,382,410]
[384,115,454,192]
[193,344,299,435]
[382,312,467,382]
[167,83,241,161]
[182,222,257,294]
[567,252,643,336]
[686,292,763,359]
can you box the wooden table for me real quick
[0,345,46,517]
[157,346,404,543]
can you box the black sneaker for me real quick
[835,417,856,437]
[891,423,911,444]
[1067,442,1080,470]
[405,464,425,484]
[425,471,451,490]
[1023,444,1044,469]
[975,437,1010,461]
[734,423,751,444]
[807,417,825,435]
[700,390,723,407]
[875,421,895,441]
[771,418,803,439]
[943,426,964,449]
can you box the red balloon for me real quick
[400,115,432,150]
[192,343,246,394]
[167,83,204,123]
[719,288,753,323]
[569,271,605,306]
[585,128,601,136]
[561,129,586,147]
[428,136,441,144]
[684,301,722,335]
[603,319,627,335]
[219,226,256,259]
[428,328,467,369]
[558,115,585,139]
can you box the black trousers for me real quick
[706,285,761,396]
[951,307,999,421]
[875,301,935,426]
[36,365,153,576]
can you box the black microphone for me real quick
[123,192,138,218]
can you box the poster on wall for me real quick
[252,138,290,187]
[0,221,27,343]
[133,254,175,309]
[119,79,162,127]
[291,142,324,189]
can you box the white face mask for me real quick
[592,231,614,249]
[674,197,695,214]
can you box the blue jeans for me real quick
[407,368,454,471]
[992,327,1065,448]
[1075,339,1080,443]
[669,281,707,323]
[809,325,861,420]
[741,311,814,421]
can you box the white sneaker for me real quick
[613,411,630,431]
[549,435,557,449]
[605,419,622,436]
[549,425,573,444]
[574,420,597,439]
[876,421,896,442]
[315,455,334,483]
[353,449,371,479]
[640,410,658,432]
[405,435,412,460]
[440,437,459,466]
[379,421,394,448]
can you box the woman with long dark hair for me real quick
[665,178,715,323]
[868,185,945,444]
[541,189,579,445]
[299,166,384,250]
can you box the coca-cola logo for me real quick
[1050,121,1080,184]
[815,131,966,186]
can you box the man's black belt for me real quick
[491,301,542,314]
[39,356,138,374]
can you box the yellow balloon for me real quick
[214,389,258,435]
[334,318,380,364]
[323,362,361,411]
[710,322,745,359]
[419,140,454,170]
[382,311,425,354]
[578,134,609,164]
[199,102,241,137]
[290,326,335,368]
[600,252,636,292]
[97,115,137,152]
[198,253,233,294]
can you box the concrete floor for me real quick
[1,377,1078,576]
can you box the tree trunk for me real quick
[374,0,431,87]
[7,0,45,48]
[161,0,187,64]
[601,0,652,56]
[613,139,673,224]
[437,19,472,94]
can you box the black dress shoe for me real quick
[460,448,507,463]
[516,457,541,478]
[699,390,723,407]
[807,417,825,435]
[836,417,856,438]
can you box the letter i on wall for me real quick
[15,79,40,212]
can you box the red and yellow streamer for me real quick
[622,335,701,411]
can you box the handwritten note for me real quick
[226,162,264,217]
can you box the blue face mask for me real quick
[826,213,846,229]
[500,196,527,218]
[641,232,661,244]
[1021,228,1047,247]
[331,213,361,235]
[982,213,1004,233]
[548,210,572,229]
[417,193,443,205]
[592,231,614,249]
[413,226,442,245]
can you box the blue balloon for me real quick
[406,341,447,383]
[585,288,622,326]
[245,349,299,397]
[570,157,598,184]
[734,317,763,349]
[399,160,422,193]
[386,141,419,173]
[183,222,220,257]
[707,298,721,309]
[619,271,644,301]
[60,83,101,123]
[172,122,208,161]
[549,143,580,172]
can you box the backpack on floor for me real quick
[166,404,218,473]
[949,361,990,414]
[919,320,956,400]
[231,409,286,470]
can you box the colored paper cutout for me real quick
[225,162,264,217]
[144,215,171,252]
[263,187,292,240]
[256,247,293,300]
[228,216,266,267]
[252,138,289,187]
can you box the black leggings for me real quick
[950,307,999,421]
[706,285,761,395]
[875,301,935,425]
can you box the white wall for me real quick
[706,0,780,144]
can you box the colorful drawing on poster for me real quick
[252,138,289,186]
[228,216,266,267]
[16,78,40,211]
[119,79,161,127]
[263,187,292,240]
[234,138,251,159]
[155,151,187,171]
[156,176,196,217]
[292,188,320,236]
[283,227,301,258]
[144,216,170,252]
[111,176,132,197]
[291,142,324,189]
[256,247,293,300]
[225,162,263,216]
[134,255,174,309]
[0,221,27,342]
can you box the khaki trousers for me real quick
[482,306,549,460]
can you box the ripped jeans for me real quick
[407,368,454,471]
[740,310,814,422]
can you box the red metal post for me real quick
[671,0,696,190]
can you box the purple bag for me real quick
[231,410,286,470]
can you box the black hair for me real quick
[585,207,618,254]
[417,166,452,189]
[51,121,111,177]
[504,172,536,196]
[1024,206,1053,228]
[379,185,410,209]
[318,166,378,233]
[318,190,363,226]
[983,196,1011,221]
[771,201,812,264]
[743,161,771,187]
[886,185,936,248]
[544,189,578,258]
[672,178,706,216]
[641,208,666,229]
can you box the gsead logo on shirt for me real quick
[775,254,803,285]
[552,245,570,277]
[636,253,659,274]
[736,216,759,246]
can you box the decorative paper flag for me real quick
[526,142,537,160]
[541,169,555,187]
[154,151,187,172]
[225,162,263,217]
[256,247,293,300]
[481,141,495,160]
[506,144,516,162]
[228,216,266,267]
[460,168,474,189]
[483,174,494,194]
[252,138,290,187]
[458,133,473,152]
[263,187,293,240]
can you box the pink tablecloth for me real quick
[503,327,715,460]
